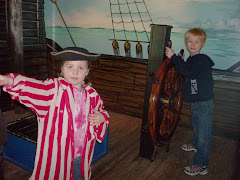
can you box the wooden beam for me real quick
[9,0,24,74]
[139,24,172,160]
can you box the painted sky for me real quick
[45,0,240,33]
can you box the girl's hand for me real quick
[88,109,106,126]
[165,47,175,59]
[0,75,13,87]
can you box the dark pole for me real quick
[9,0,24,74]
[51,0,76,47]
[139,24,172,160]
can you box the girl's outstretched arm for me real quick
[0,74,13,87]
[1,73,57,118]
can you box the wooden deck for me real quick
[3,111,240,180]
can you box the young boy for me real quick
[165,28,214,176]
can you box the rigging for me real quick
[109,0,153,58]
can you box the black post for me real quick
[9,0,26,114]
[139,24,172,160]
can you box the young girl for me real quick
[0,47,110,180]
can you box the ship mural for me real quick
[0,0,240,179]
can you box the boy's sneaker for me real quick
[181,144,197,152]
[184,165,208,176]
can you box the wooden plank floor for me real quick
[2,111,240,180]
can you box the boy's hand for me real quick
[88,109,106,126]
[0,75,13,87]
[165,47,175,59]
[178,49,185,59]
[177,52,185,59]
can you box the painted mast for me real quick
[50,0,76,47]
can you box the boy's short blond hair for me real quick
[185,28,207,45]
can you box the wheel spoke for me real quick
[166,69,173,95]
[159,109,168,136]
[148,50,184,145]
[171,70,178,90]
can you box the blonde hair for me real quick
[185,28,207,45]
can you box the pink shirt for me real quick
[73,87,86,158]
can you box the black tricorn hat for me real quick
[50,47,101,61]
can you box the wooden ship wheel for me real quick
[147,40,184,161]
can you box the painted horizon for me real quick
[44,0,240,70]
[45,0,240,31]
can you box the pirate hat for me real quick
[50,47,101,61]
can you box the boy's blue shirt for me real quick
[171,53,214,102]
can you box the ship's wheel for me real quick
[148,41,184,161]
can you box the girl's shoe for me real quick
[181,144,197,152]
[184,165,208,176]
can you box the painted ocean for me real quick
[46,26,240,70]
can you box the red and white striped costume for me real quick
[3,73,110,180]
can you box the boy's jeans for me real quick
[190,99,213,167]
